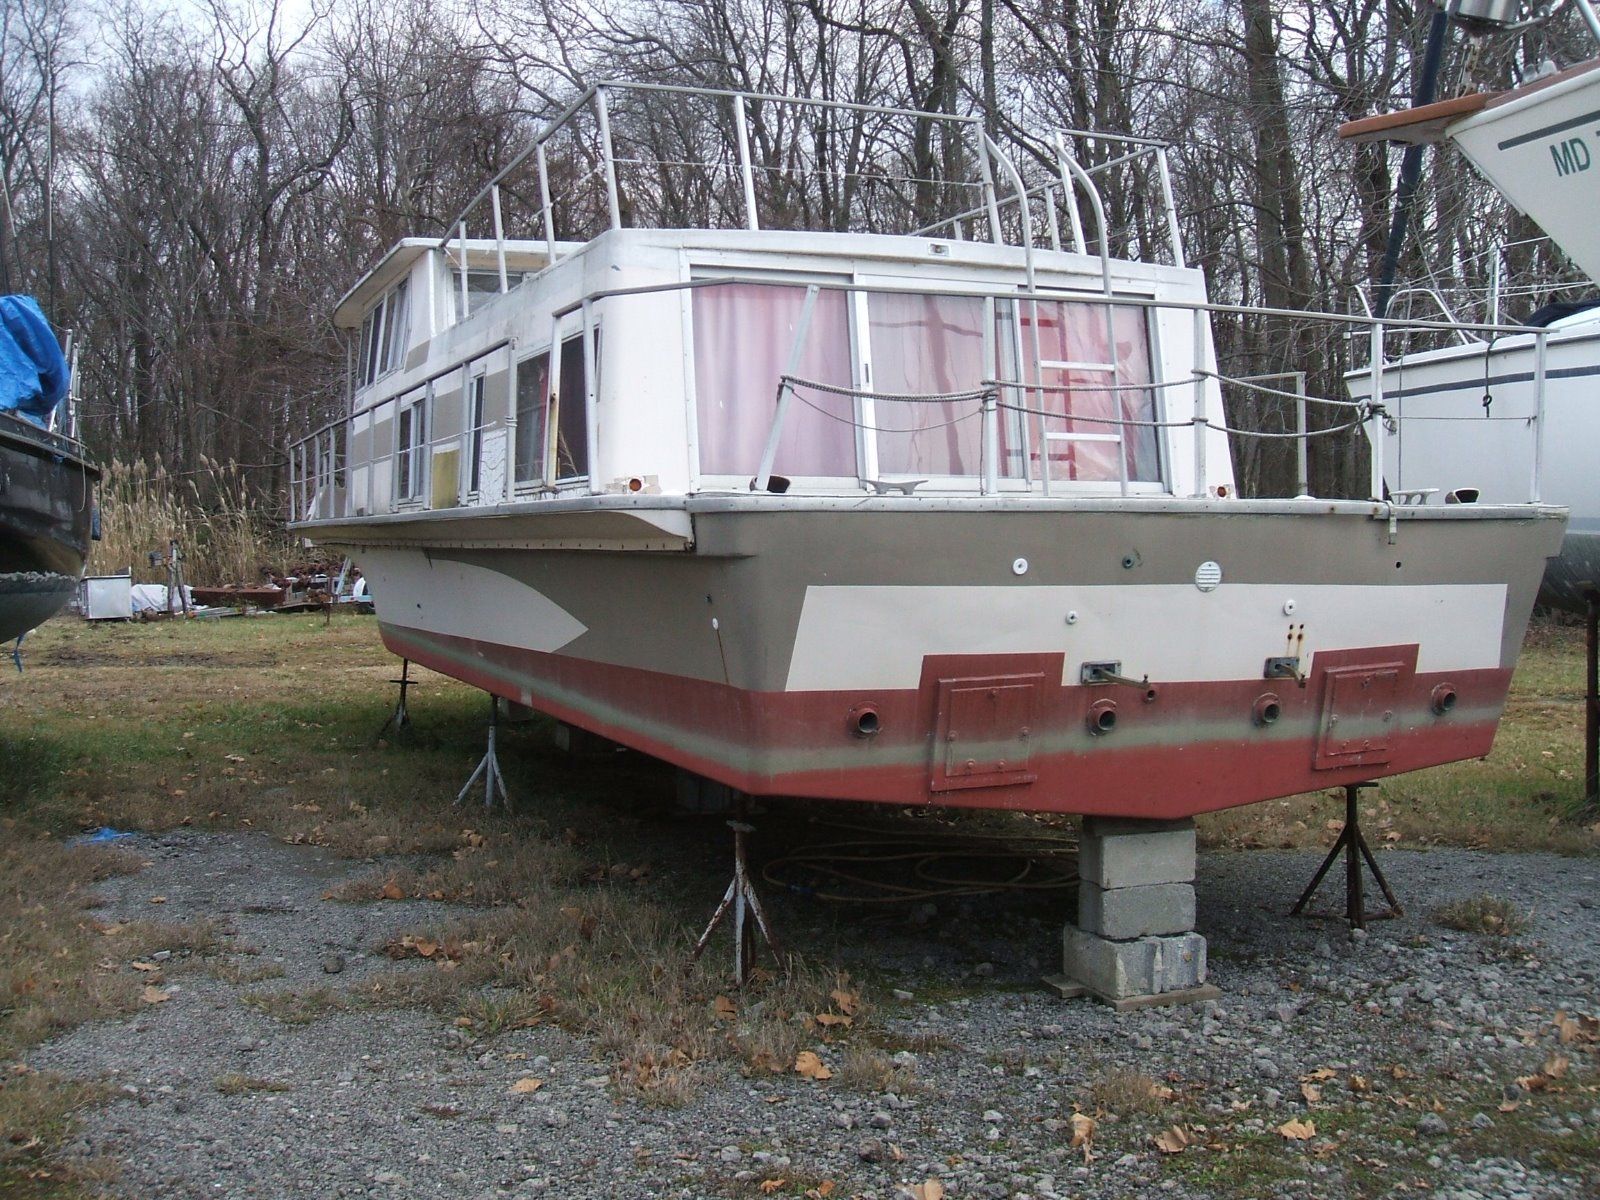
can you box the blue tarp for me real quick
[0,294,69,426]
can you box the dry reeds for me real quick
[90,457,293,585]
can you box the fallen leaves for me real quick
[1278,1118,1316,1141]
[793,1051,832,1082]
[508,1077,544,1095]
[1515,1053,1571,1093]
[140,986,170,1005]
[1153,1125,1192,1154]
[1069,1112,1097,1163]
[909,1181,944,1200]
[713,995,737,1021]
[1300,1083,1322,1105]
[1555,1011,1600,1045]
[378,879,404,901]
[130,961,160,973]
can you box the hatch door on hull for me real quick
[930,672,1042,792]
[1313,660,1406,770]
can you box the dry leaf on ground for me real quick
[1154,1125,1192,1154]
[1069,1112,1097,1162]
[379,879,403,900]
[1278,1118,1316,1140]
[140,986,170,1004]
[759,1180,785,1194]
[830,987,859,1016]
[1301,1083,1322,1104]
[713,995,736,1021]
[508,1077,544,1095]
[130,961,159,972]
[910,1181,945,1200]
[816,1012,852,1028]
[794,1051,832,1081]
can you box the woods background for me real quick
[1,0,1594,512]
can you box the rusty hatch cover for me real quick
[930,672,1042,793]
[1314,660,1407,770]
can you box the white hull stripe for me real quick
[360,548,587,653]
[783,583,1508,692]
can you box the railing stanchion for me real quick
[595,87,623,230]
[506,346,519,505]
[1155,147,1185,268]
[1294,371,1309,498]
[975,124,1005,244]
[537,144,557,261]
[734,96,760,231]
[491,185,509,292]
[753,285,818,493]
[1532,329,1548,503]
[1191,305,1208,498]
[457,221,470,319]
[981,297,998,495]
[1368,320,1386,501]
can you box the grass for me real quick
[1200,619,1600,854]
[213,1074,292,1096]
[1433,892,1531,936]
[89,457,294,586]
[1,610,1597,1192]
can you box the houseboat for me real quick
[290,84,1562,818]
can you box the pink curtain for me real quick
[869,293,988,477]
[1020,302,1158,482]
[693,284,855,477]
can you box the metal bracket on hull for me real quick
[691,817,785,986]
[456,691,513,811]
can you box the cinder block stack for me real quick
[1061,817,1207,1001]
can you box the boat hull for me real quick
[0,413,96,642]
[307,498,1561,818]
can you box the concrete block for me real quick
[1079,817,1196,889]
[1063,927,1207,1001]
[1078,881,1196,940]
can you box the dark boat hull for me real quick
[0,412,96,642]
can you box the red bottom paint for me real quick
[383,625,1508,819]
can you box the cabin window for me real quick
[866,292,1017,478]
[514,352,550,483]
[467,374,486,495]
[1018,301,1158,483]
[454,270,525,321]
[395,391,427,501]
[553,332,590,481]
[692,283,855,477]
[357,279,411,390]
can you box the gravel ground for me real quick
[29,831,1600,1199]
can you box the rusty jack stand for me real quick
[1291,782,1402,930]
[691,816,784,985]
[375,659,416,744]
[456,692,512,811]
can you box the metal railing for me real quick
[290,272,1558,520]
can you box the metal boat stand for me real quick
[374,659,416,744]
[1290,782,1402,930]
[691,814,784,985]
[456,692,512,811]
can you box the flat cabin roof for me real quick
[332,238,580,329]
